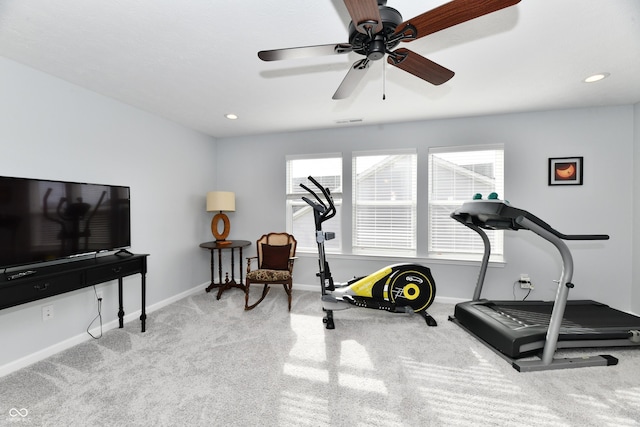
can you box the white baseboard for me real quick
[433,296,466,305]
[293,283,318,292]
[145,282,205,313]
[0,282,206,378]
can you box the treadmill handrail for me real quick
[451,200,609,241]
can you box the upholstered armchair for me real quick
[245,232,297,311]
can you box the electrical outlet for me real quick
[42,304,54,321]
[519,274,532,289]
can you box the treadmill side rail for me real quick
[514,355,618,373]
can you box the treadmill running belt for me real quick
[454,299,640,358]
[497,300,640,328]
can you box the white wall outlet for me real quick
[42,304,54,321]
[519,274,532,289]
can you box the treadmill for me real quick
[449,197,640,372]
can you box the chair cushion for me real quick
[260,243,291,270]
[247,269,291,282]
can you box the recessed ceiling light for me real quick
[225,113,238,120]
[583,73,610,83]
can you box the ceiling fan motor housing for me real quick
[348,5,403,61]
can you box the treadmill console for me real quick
[451,199,529,231]
[451,197,608,241]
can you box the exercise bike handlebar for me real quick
[300,176,336,227]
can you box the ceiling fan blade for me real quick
[395,0,521,41]
[343,0,383,34]
[387,48,454,86]
[333,59,371,99]
[258,43,352,61]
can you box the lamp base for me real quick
[211,212,231,241]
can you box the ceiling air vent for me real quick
[335,118,363,124]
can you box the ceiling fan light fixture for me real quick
[583,73,610,83]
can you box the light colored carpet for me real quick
[2,288,640,426]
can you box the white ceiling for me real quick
[1,0,639,138]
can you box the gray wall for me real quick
[1,53,638,373]
[216,106,637,311]
[0,58,216,370]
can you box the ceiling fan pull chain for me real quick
[382,59,386,100]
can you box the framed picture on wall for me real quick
[548,156,583,186]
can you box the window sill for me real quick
[296,250,505,267]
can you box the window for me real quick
[352,150,417,255]
[428,145,504,259]
[286,154,342,253]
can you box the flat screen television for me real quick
[0,176,131,269]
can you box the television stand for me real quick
[1,253,149,332]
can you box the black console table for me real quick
[0,253,149,332]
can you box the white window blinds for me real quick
[428,145,504,258]
[353,151,417,254]
[286,154,342,253]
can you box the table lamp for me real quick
[206,191,235,245]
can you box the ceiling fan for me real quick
[258,0,521,99]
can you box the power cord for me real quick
[512,280,533,301]
[87,286,103,339]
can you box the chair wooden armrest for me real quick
[246,256,258,274]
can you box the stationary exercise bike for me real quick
[301,176,437,329]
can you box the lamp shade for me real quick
[206,191,235,212]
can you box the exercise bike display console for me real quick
[301,176,437,329]
[449,196,640,372]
